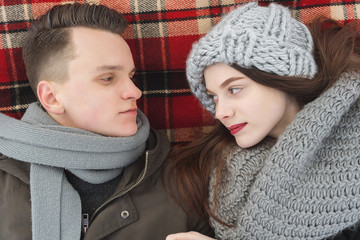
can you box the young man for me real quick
[0,3,213,239]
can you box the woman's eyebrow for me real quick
[220,77,245,88]
[206,76,245,94]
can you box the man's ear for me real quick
[37,81,64,115]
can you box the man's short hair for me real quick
[22,3,128,96]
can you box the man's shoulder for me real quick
[0,155,30,213]
[0,154,30,185]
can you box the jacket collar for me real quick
[114,128,171,194]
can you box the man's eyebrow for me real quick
[96,65,123,72]
[95,66,136,73]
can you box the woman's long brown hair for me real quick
[163,17,360,225]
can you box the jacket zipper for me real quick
[82,213,89,233]
[89,151,149,224]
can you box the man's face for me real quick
[54,27,142,137]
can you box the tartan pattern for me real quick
[1,0,360,142]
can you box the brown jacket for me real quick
[0,129,214,240]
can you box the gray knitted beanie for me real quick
[186,2,318,114]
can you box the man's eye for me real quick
[102,76,114,81]
[131,74,141,86]
[130,75,137,83]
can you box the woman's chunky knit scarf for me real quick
[209,72,360,240]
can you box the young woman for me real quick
[165,2,360,240]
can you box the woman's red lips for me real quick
[228,123,247,135]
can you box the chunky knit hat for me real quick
[186,2,318,114]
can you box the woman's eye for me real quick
[229,88,241,94]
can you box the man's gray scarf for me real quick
[209,72,360,240]
[0,102,150,240]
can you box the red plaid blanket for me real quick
[1,0,359,142]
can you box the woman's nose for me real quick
[215,98,233,120]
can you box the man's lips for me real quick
[228,123,247,135]
[120,107,137,114]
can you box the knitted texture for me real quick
[0,102,150,240]
[208,72,360,240]
[186,2,317,114]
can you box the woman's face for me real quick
[204,63,300,148]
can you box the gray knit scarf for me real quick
[0,102,150,240]
[209,72,360,240]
